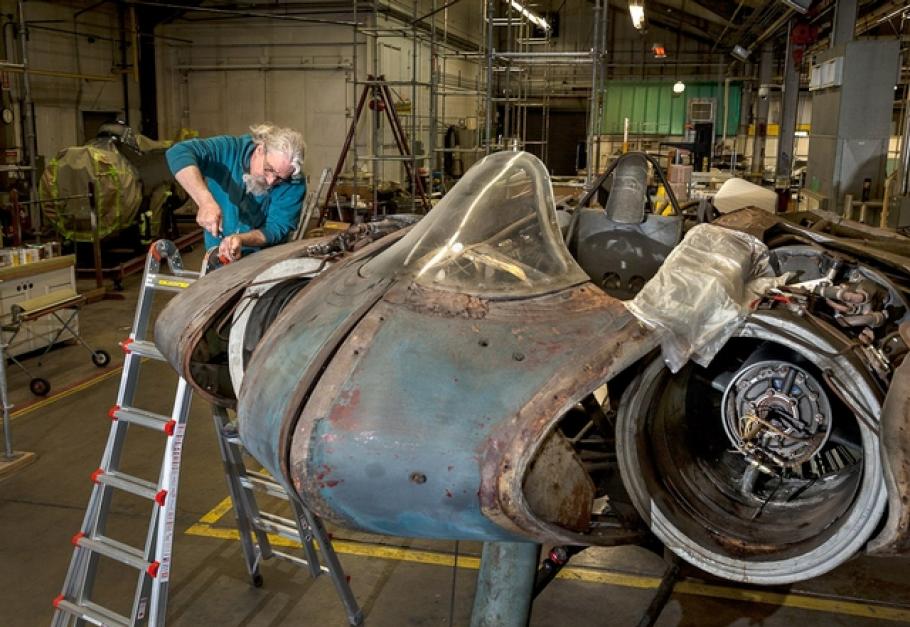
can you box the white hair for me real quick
[250,122,306,177]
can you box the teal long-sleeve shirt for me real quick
[166,134,306,250]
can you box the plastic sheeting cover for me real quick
[39,140,142,242]
[625,223,781,372]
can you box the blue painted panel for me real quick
[298,287,632,541]
[236,257,391,481]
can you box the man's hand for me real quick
[197,199,223,237]
[218,234,243,262]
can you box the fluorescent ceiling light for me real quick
[629,1,645,30]
[506,0,551,32]
[673,80,686,94]
[780,0,811,14]
[731,45,751,62]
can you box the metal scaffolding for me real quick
[338,0,609,205]
[480,0,608,187]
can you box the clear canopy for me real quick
[363,151,589,297]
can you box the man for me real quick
[166,123,306,261]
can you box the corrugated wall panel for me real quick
[602,82,741,136]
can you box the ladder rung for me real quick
[74,534,154,574]
[110,405,175,433]
[240,479,288,501]
[252,514,301,542]
[92,469,159,501]
[53,597,130,627]
[121,339,164,361]
[241,472,288,499]
[269,548,330,573]
[246,469,278,485]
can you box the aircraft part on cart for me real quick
[153,151,910,587]
[39,141,143,241]
[39,126,181,242]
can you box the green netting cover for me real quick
[39,140,142,242]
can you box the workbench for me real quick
[0,255,78,358]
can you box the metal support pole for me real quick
[351,2,358,214]
[831,0,857,49]
[470,542,539,627]
[410,1,418,212]
[775,20,800,212]
[637,557,681,627]
[17,0,38,229]
[428,0,437,187]
[484,0,494,154]
[900,83,910,195]
[10,188,22,246]
[585,0,602,189]
[88,182,103,289]
[118,2,130,125]
[1,340,13,460]
[750,43,773,180]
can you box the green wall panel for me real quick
[601,81,741,136]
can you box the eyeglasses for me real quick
[262,146,293,186]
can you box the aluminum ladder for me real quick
[212,405,364,626]
[52,240,200,627]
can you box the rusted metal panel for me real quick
[235,232,407,483]
[154,235,335,406]
[869,322,910,555]
[523,430,594,532]
[479,286,657,546]
[715,207,910,276]
[712,206,781,239]
[284,280,657,544]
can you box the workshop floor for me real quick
[1,244,909,627]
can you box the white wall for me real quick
[155,4,483,185]
[4,0,139,161]
[156,18,358,183]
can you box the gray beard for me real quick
[243,173,269,196]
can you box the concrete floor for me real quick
[2,244,910,627]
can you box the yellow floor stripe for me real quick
[186,497,910,622]
[197,496,235,524]
[10,366,123,419]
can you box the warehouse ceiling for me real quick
[124,1,910,47]
[610,0,909,54]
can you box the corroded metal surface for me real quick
[283,280,656,544]
[869,322,910,555]
[712,206,781,239]
[522,431,593,532]
[154,235,335,406]
[716,206,910,275]
[235,230,407,482]
[480,285,656,546]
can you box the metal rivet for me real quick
[479,339,489,347]
[409,472,427,484]
[512,352,525,362]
